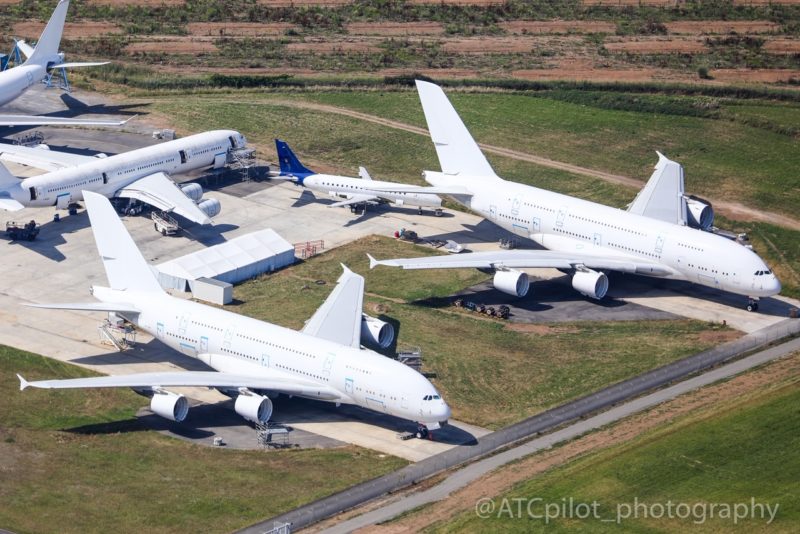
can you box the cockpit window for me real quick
[423,395,441,401]
[754,270,773,276]
[433,395,441,400]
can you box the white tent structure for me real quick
[156,229,295,295]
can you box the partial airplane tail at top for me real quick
[83,191,164,294]
[275,139,314,179]
[0,161,24,211]
[24,0,69,66]
[415,80,500,180]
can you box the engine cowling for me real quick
[361,314,395,349]
[572,270,609,300]
[685,196,714,230]
[150,390,189,422]
[197,198,221,218]
[180,183,204,202]
[493,270,530,297]
[235,392,273,424]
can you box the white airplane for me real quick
[276,139,444,215]
[0,129,247,224]
[17,192,451,436]
[0,0,124,127]
[369,81,780,312]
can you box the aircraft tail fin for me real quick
[415,80,500,180]
[25,0,69,66]
[83,190,164,294]
[0,161,24,210]
[275,139,314,180]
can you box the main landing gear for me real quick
[746,298,760,312]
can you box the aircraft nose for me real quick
[437,401,452,422]
[769,275,782,295]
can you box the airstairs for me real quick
[227,146,257,181]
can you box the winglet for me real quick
[17,374,30,391]
[367,254,379,269]
[340,263,352,275]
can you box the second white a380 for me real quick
[370,81,780,311]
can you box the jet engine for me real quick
[235,391,273,424]
[197,198,221,218]
[493,269,530,298]
[180,183,204,202]
[685,196,714,230]
[361,314,395,349]
[150,390,189,422]
[572,269,609,300]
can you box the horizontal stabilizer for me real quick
[56,61,109,69]
[26,301,140,315]
[14,40,34,59]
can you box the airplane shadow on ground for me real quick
[1,210,91,262]
[420,218,539,247]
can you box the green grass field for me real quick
[431,376,800,532]
[227,236,734,429]
[0,345,406,533]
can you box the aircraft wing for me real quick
[0,143,95,171]
[18,370,341,401]
[26,300,140,315]
[115,172,212,225]
[303,265,365,349]
[328,194,378,208]
[628,152,687,225]
[368,249,673,276]
[0,114,127,127]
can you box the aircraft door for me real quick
[261,353,269,368]
[532,217,541,233]
[593,233,602,246]
[510,198,521,216]
[489,205,497,221]
[156,321,165,340]
[556,207,567,228]
[179,150,188,164]
[56,192,71,210]
[213,152,226,169]
[345,377,354,395]
[199,336,208,353]
[655,235,665,255]
[29,186,36,201]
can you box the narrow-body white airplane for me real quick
[369,81,780,311]
[0,0,123,127]
[18,192,451,435]
[0,129,247,224]
[276,139,444,215]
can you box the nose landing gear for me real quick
[415,424,429,440]
[746,298,759,312]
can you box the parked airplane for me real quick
[18,192,451,436]
[0,129,247,224]
[276,139,444,215]
[0,0,124,127]
[369,81,780,311]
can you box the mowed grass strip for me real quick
[432,375,800,532]
[228,236,734,429]
[0,346,406,533]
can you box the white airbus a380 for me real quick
[18,192,451,436]
[0,0,123,127]
[275,139,444,215]
[0,129,247,224]
[370,81,780,311]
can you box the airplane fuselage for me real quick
[1,129,246,208]
[0,64,46,107]
[301,173,442,209]
[429,172,780,298]
[95,287,450,427]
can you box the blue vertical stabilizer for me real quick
[275,139,314,181]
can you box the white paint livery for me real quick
[370,81,780,308]
[18,192,450,431]
[0,129,246,224]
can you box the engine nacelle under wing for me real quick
[180,183,203,202]
[493,269,530,297]
[685,196,714,230]
[197,198,221,218]
[360,314,395,349]
[235,392,273,424]
[150,390,189,422]
[572,270,609,300]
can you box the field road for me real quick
[317,335,800,533]
[262,98,800,232]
